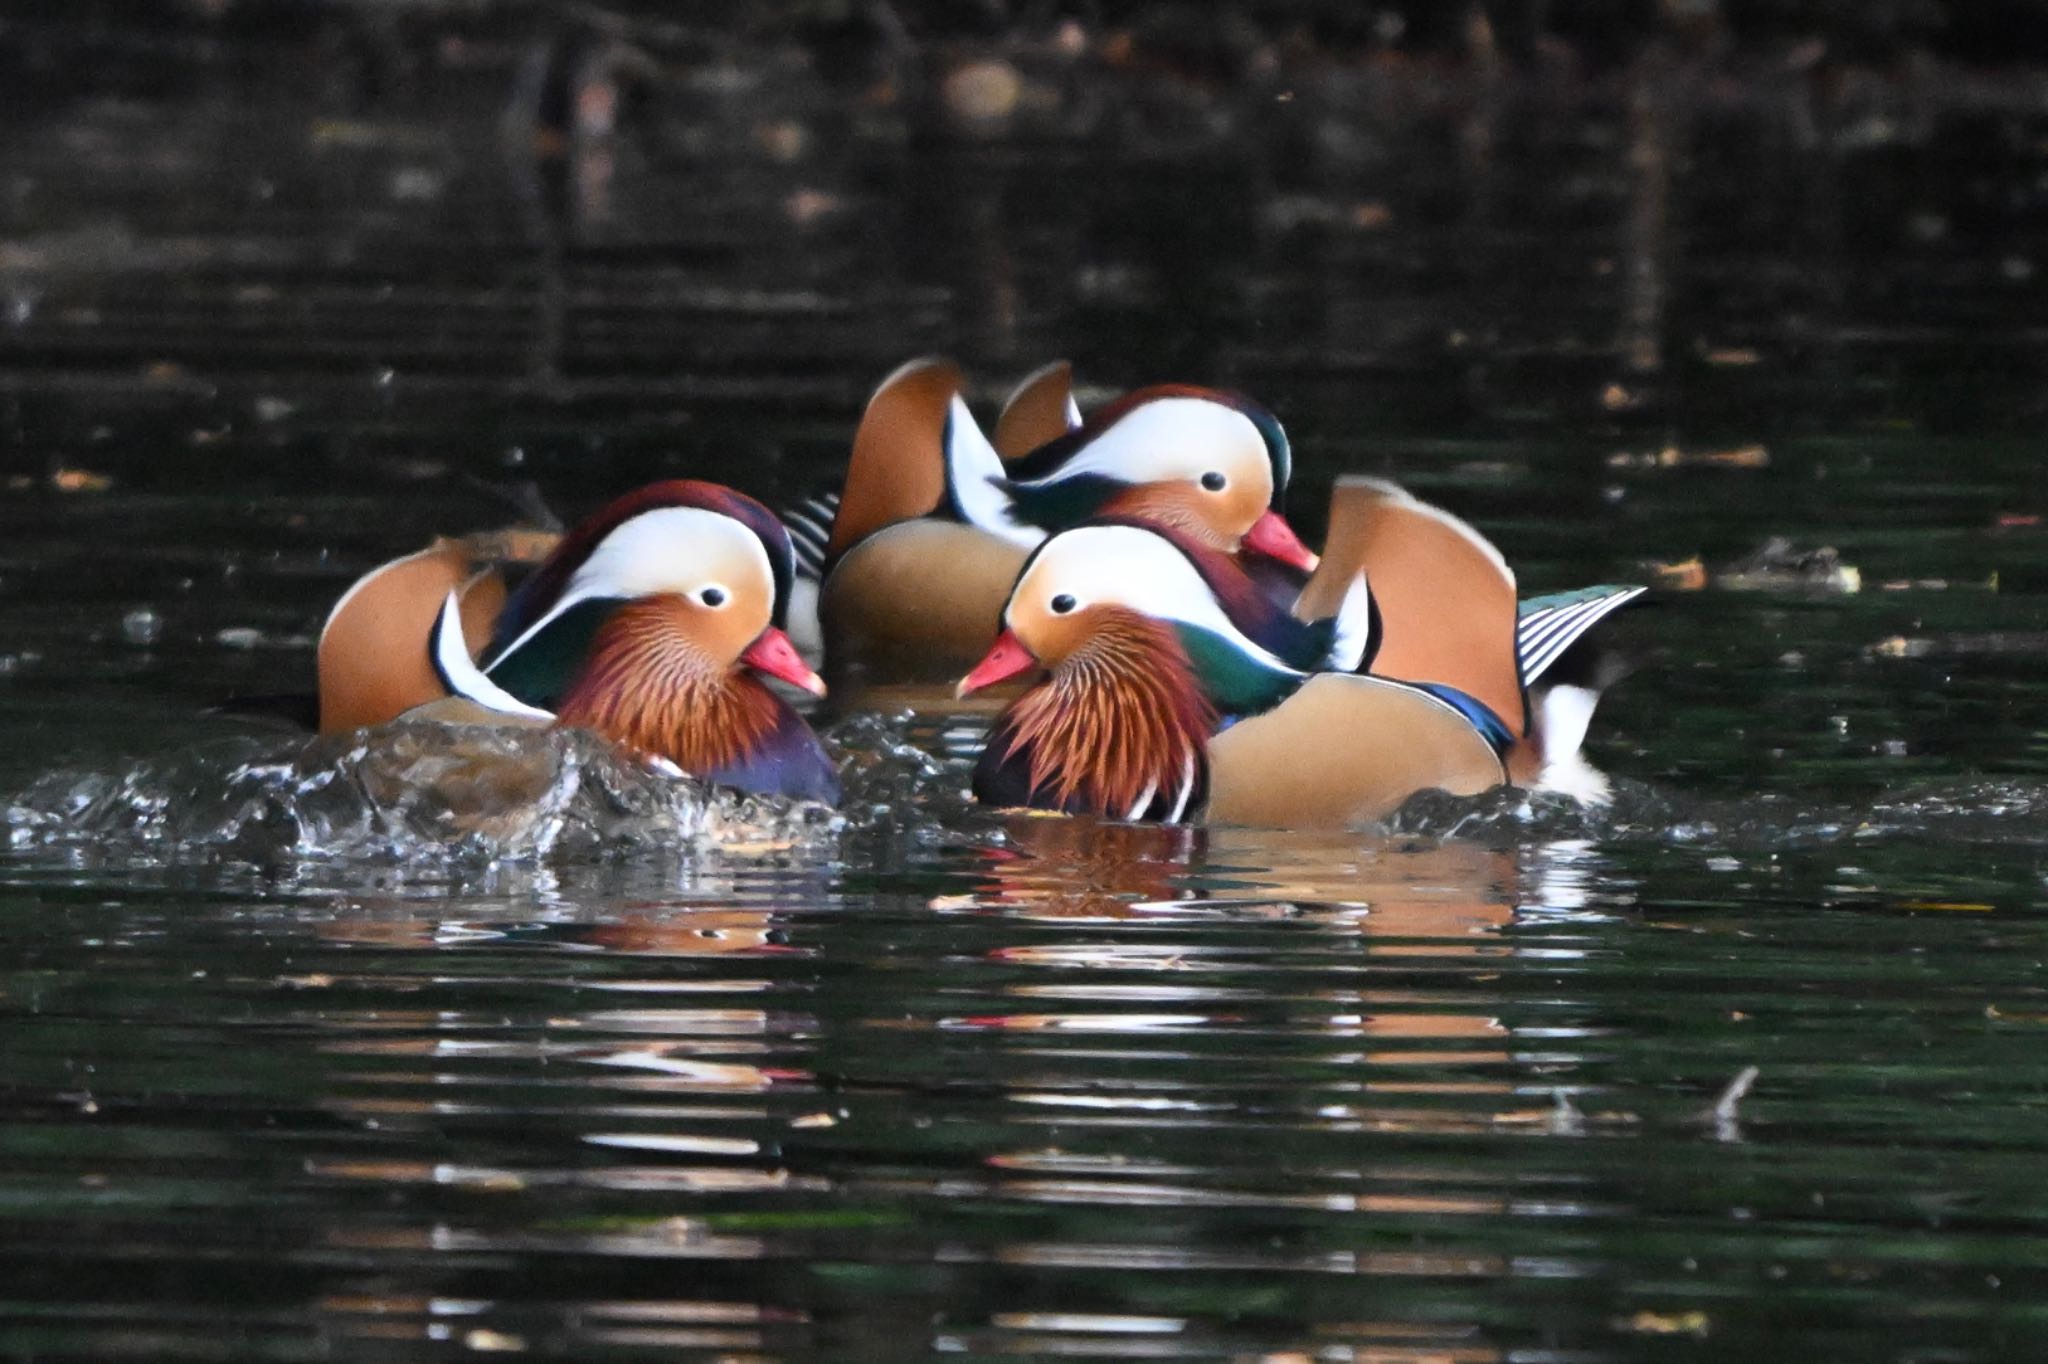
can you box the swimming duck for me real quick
[1295,477,1643,800]
[780,359,1085,598]
[956,482,1640,828]
[991,359,1085,458]
[811,358,1318,688]
[316,480,839,802]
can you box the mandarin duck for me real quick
[316,479,839,802]
[1294,477,1644,803]
[956,479,1641,828]
[780,359,1086,615]
[806,357,1318,689]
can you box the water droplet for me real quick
[121,608,162,647]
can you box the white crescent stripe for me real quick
[1124,779,1159,822]
[1165,749,1198,824]
[946,396,1040,547]
[431,593,555,721]
[1327,571,1374,672]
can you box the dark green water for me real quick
[5,12,2048,1361]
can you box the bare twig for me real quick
[1702,1065,1760,1142]
[1712,1065,1760,1122]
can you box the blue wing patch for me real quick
[1412,683,1515,756]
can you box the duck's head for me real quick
[473,480,820,699]
[953,525,1220,821]
[958,519,1333,724]
[434,480,835,798]
[999,387,1316,573]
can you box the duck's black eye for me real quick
[1200,471,1227,492]
[1050,593,1077,615]
[699,586,728,607]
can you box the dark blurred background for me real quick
[2,1,2044,530]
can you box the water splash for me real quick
[824,709,985,846]
[1390,774,2048,850]
[10,704,2048,878]
[2,719,843,869]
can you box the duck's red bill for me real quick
[1245,509,1319,572]
[957,629,1039,697]
[741,627,827,697]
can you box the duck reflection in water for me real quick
[314,899,797,958]
[956,818,1515,1073]
[582,906,796,956]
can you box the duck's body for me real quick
[1302,477,1643,798]
[1202,673,1507,826]
[317,480,838,803]
[960,490,1641,829]
[316,536,516,737]
[809,358,1318,690]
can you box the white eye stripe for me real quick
[570,508,768,601]
[488,508,769,670]
[1011,398,1271,492]
[1007,525,1298,676]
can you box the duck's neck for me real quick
[981,611,1218,822]
[554,599,781,780]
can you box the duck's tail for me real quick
[1515,586,1648,804]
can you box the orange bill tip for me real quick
[1245,509,1319,572]
[957,628,1039,698]
[741,626,827,697]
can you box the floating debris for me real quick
[1616,1310,1710,1337]
[1607,443,1770,470]
[1871,632,2048,660]
[1644,556,1709,591]
[50,467,113,493]
[1639,539,1858,593]
[120,607,163,647]
[1711,538,1860,594]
